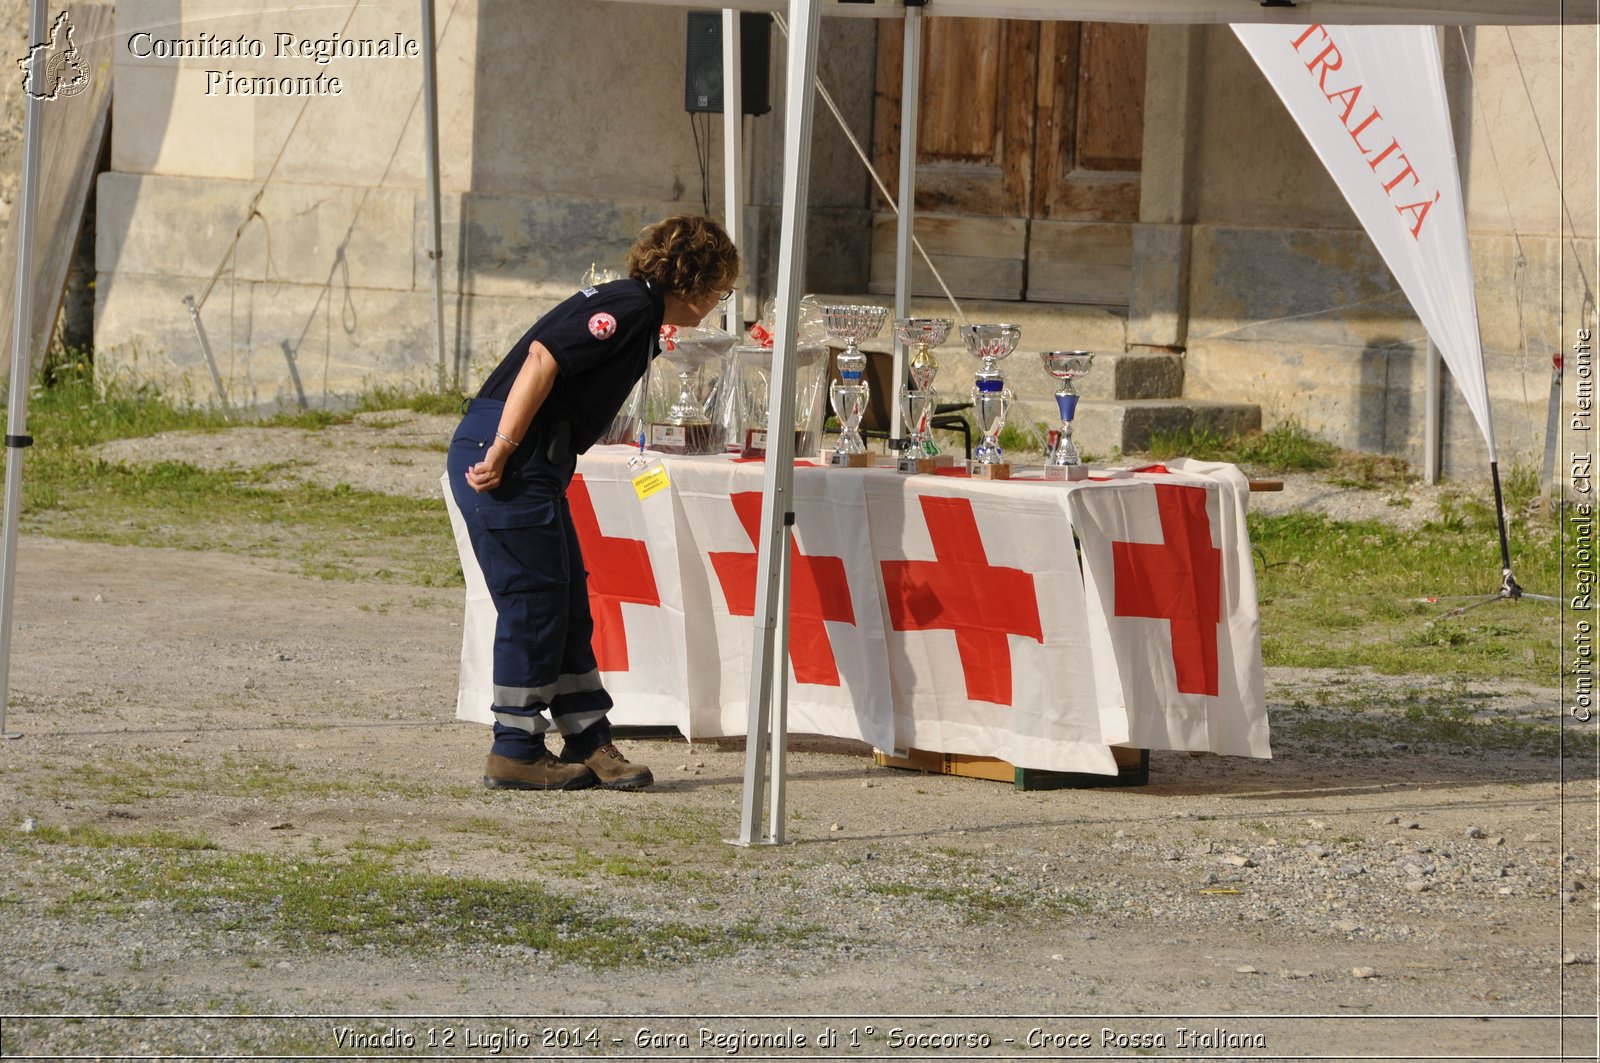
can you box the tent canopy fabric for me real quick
[715,0,1578,841]
[627,0,1594,26]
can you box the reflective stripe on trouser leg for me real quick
[549,496,612,740]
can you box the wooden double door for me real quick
[870,18,1147,305]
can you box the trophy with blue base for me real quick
[823,304,888,468]
[961,323,1021,480]
[894,317,951,474]
[1041,350,1093,481]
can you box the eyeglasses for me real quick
[717,290,735,305]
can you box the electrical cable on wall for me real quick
[186,0,462,413]
[690,111,714,216]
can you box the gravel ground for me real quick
[0,413,1588,1060]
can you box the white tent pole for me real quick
[0,0,48,740]
[721,8,744,336]
[889,3,923,442]
[734,0,820,847]
[420,0,448,390]
[1424,338,1442,483]
[767,544,791,843]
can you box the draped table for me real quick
[445,449,1270,776]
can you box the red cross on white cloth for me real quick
[708,491,855,686]
[1111,483,1222,697]
[567,474,661,672]
[670,457,896,751]
[1066,462,1270,760]
[880,494,1043,706]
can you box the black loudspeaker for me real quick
[685,11,771,116]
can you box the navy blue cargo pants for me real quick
[447,400,613,759]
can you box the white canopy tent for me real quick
[0,0,1587,767]
[679,0,1589,844]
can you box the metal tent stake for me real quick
[183,295,232,417]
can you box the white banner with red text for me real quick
[1233,22,1495,459]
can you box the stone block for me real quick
[112,65,256,179]
[1074,400,1261,457]
[98,172,415,291]
[445,193,683,299]
[1127,222,1191,349]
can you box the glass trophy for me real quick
[822,304,888,468]
[960,323,1022,479]
[733,342,828,458]
[893,318,952,474]
[1041,350,1094,480]
[648,325,735,455]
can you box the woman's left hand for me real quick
[464,440,514,492]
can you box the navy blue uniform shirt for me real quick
[478,279,666,454]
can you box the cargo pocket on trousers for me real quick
[474,497,567,594]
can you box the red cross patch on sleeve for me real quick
[588,312,618,340]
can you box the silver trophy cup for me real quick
[894,317,952,461]
[822,304,889,462]
[960,323,1022,467]
[1041,350,1094,469]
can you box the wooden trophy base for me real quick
[740,428,769,459]
[828,452,872,469]
[1043,464,1090,481]
[969,462,1011,481]
[742,428,817,460]
[649,421,719,456]
[896,455,937,474]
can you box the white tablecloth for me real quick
[445,450,1269,775]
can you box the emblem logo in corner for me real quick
[18,11,90,102]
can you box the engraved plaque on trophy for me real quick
[822,304,888,468]
[960,323,1021,480]
[1041,350,1094,480]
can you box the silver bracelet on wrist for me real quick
[495,431,520,449]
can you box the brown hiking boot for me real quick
[560,742,653,790]
[483,751,595,791]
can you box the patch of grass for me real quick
[32,847,787,967]
[7,377,462,587]
[1236,419,1338,472]
[556,846,710,885]
[355,386,469,417]
[1329,451,1413,489]
[12,823,217,851]
[1251,508,1560,682]
[1146,418,1337,474]
[345,833,432,857]
[1145,425,1233,464]
[595,807,735,854]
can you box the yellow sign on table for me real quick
[631,462,670,501]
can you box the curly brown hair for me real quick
[626,215,740,300]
